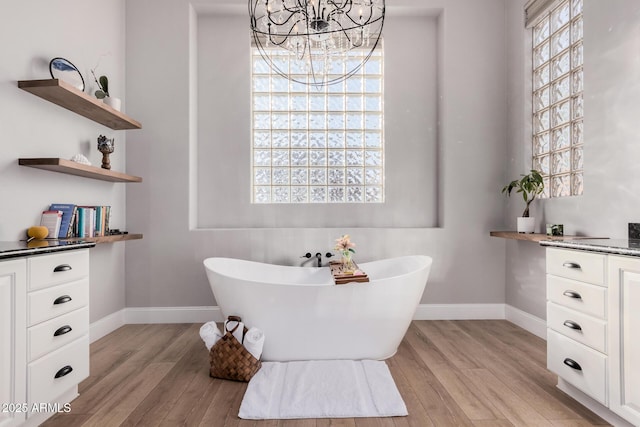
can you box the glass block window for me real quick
[251,48,384,203]
[532,0,583,198]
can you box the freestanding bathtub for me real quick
[203,255,432,361]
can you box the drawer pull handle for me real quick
[562,262,581,269]
[53,264,72,272]
[562,290,582,299]
[563,320,582,331]
[53,295,72,305]
[54,365,73,379]
[563,358,582,371]
[54,325,73,336]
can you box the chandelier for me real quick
[249,0,385,87]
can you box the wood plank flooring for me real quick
[43,321,610,427]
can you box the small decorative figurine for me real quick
[97,135,115,170]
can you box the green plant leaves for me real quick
[98,75,109,96]
[502,169,544,217]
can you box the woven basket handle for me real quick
[225,316,242,334]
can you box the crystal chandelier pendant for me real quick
[249,0,385,87]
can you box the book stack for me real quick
[44,204,111,239]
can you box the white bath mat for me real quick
[238,360,407,419]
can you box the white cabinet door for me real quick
[608,255,640,426]
[0,259,26,427]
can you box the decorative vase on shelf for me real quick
[104,96,121,112]
[517,217,536,234]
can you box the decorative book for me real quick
[329,261,370,285]
[40,210,63,239]
[49,203,76,238]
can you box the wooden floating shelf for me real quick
[490,231,606,243]
[18,79,141,130]
[19,158,142,183]
[62,234,143,244]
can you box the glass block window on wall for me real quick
[532,0,583,198]
[251,48,384,203]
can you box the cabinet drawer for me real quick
[28,307,89,362]
[28,335,89,407]
[547,302,606,353]
[28,250,89,291]
[28,278,88,327]
[546,248,606,286]
[547,275,606,319]
[547,329,607,405]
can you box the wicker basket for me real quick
[209,316,261,382]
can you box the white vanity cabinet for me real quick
[25,249,90,422]
[0,248,90,427]
[607,255,640,426]
[544,245,640,426]
[0,259,27,427]
[545,248,608,405]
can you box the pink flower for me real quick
[334,234,356,253]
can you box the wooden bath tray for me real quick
[329,261,370,285]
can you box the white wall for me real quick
[504,0,640,319]
[125,0,508,309]
[0,0,128,322]
[196,12,439,229]
[9,0,634,324]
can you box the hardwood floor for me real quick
[43,321,610,427]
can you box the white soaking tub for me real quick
[203,255,432,361]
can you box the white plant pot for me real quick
[517,217,536,234]
[104,97,121,111]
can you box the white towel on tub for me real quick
[199,321,223,351]
[224,319,245,343]
[243,327,265,360]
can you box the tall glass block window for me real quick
[251,48,384,203]
[532,0,583,198]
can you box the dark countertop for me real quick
[540,238,640,257]
[0,240,96,260]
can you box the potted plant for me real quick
[502,169,544,233]
[91,70,121,111]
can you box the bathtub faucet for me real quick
[300,252,320,267]
[301,252,334,267]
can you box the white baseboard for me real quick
[413,303,505,320]
[89,304,546,342]
[121,304,507,324]
[90,309,125,343]
[505,305,546,339]
[124,306,223,324]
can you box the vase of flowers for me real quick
[335,234,356,273]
